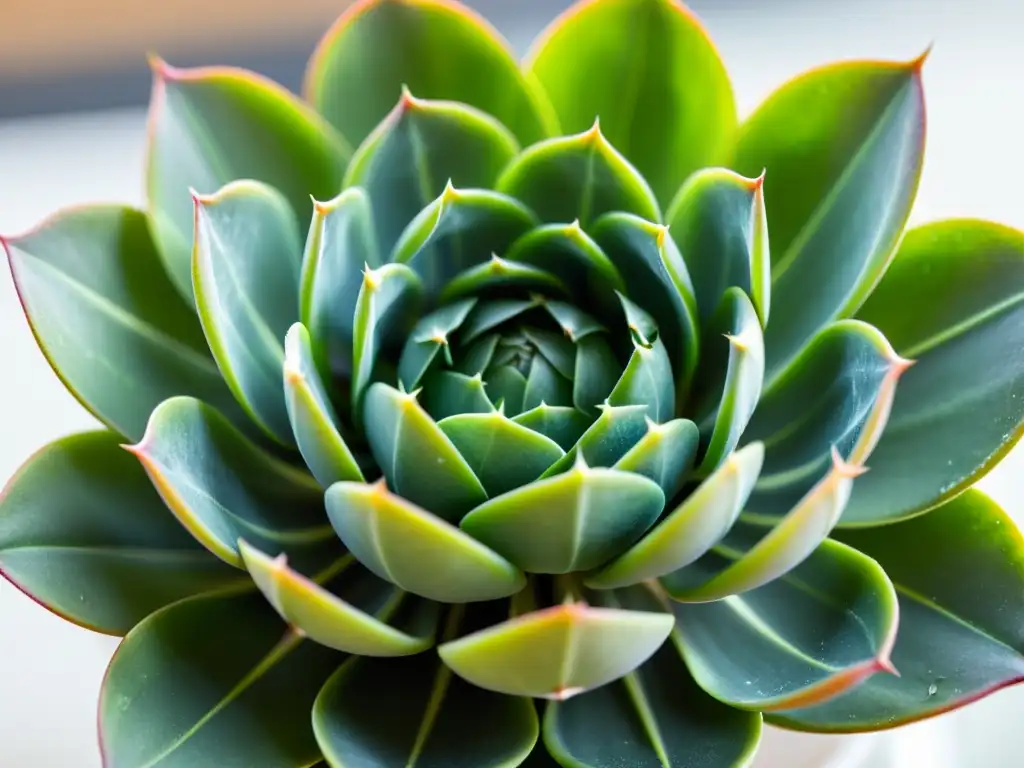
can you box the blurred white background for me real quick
[1,0,1022,765]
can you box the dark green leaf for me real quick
[612,417,699,499]
[397,299,477,391]
[544,403,650,477]
[512,405,593,452]
[459,297,539,343]
[522,354,575,411]
[421,371,495,422]
[608,296,675,422]
[573,335,622,417]
[441,256,567,303]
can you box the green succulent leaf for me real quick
[363,383,487,521]
[520,328,575,380]
[522,354,575,412]
[773,489,1024,731]
[732,58,926,384]
[398,299,478,391]
[588,442,763,590]
[193,180,302,446]
[304,0,554,149]
[421,371,495,422]
[461,460,664,574]
[344,92,519,254]
[239,540,437,657]
[572,335,623,417]
[672,538,898,712]
[325,480,524,603]
[611,417,699,499]
[146,60,348,300]
[284,323,364,489]
[127,397,335,570]
[667,168,770,326]
[0,431,243,635]
[314,604,539,768]
[608,296,675,422]
[513,405,594,452]
[545,403,651,477]
[99,589,341,768]
[846,220,1024,524]
[439,592,675,699]
[545,300,608,342]
[299,187,380,382]
[526,0,737,206]
[438,411,565,497]
[496,124,661,226]
[2,205,240,443]
[441,256,568,303]
[460,297,539,343]
[544,586,762,768]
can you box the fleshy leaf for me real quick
[192,180,301,446]
[0,431,243,635]
[512,405,593,452]
[99,589,341,768]
[344,91,519,254]
[608,295,675,422]
[588,442,763,589]
[441,256,567,303]
[773,490,1024,731]
[460,461,664,574]
[421,371,495,422]
[239,540,437,656]
[672,538,898,711]
[732,58,926,384]
[544,403,650,477]
[485,366,529,416]
[363,383,487,521]
[496,122,661,226]
[397,299,477,391]
[544,586,762,768]
[573,335,623,417]
[846,220,1024,524]
[666,168,770,325]
[126,397,336,571]
[305,0,554,148]
[325,480,525,603]
[439,594,674,699]
[314,603,539,768]
[3,205,239,442]
[525,0,737,205]
[522,354,575,411]
[299,187,380,382]
[459,297,539,343]
[438,411,565,497]
[612,417,699,499]
[146,60,348,299]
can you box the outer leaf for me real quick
[460,461,665,574]
[3,205,237,442]
[0,431,242,635]
[193,180,302,446]
[439,596,674,699]
[545,587,762,768]
[732,58,926,384]
[240,541,437,656]
[284,323,364,488]
[846,220,1024,524]
[672,538,898,712]
[666,168,770,325]
[299,188,380,382]
[344,91,519,254]
[126,397,336,570]
[526,0,737,206]
[773,490,1024,731]
[314,604,539,768]
[362,383,487,521]
[305,0,554,149]
[99,589,341,768]
[146,60,348,299]
[325,480,525,603]
[496,123,661,226]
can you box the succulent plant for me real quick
[4,0,1024,765]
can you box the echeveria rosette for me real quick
[2,0,1024,766]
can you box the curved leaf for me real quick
[325,480,525,603]
[441,256,567,303]
[362,383,487,521]
[612,417,699,498]
[126,397,336,570]
[459,297,539,343]
[608,296,675,422]
[344,91,519,254]
[525,0,737,205]
[3,205,238,442]
[461,460,664,574]
[496,123,660,226]
[483,365,529,416]
[523,354,575,411]
[544,403,650,477]
[847,220,1024,524]
[99,589,341,768]
[304,0,554,148]
[0,431,242,635]
[421,370,495,422]
[314,604,539,768]
[732,58,926,384]
[672,538,898,712]
[240,540,437,656]
[397,299,477,391]
[573,335,623,417]
[146,59,348,299]
[512,405,593,452]
[299,187,380,382]
[773,490,1024,731]
[193,180,302,445]
[439,594,674,699]
[666,168,770,325]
